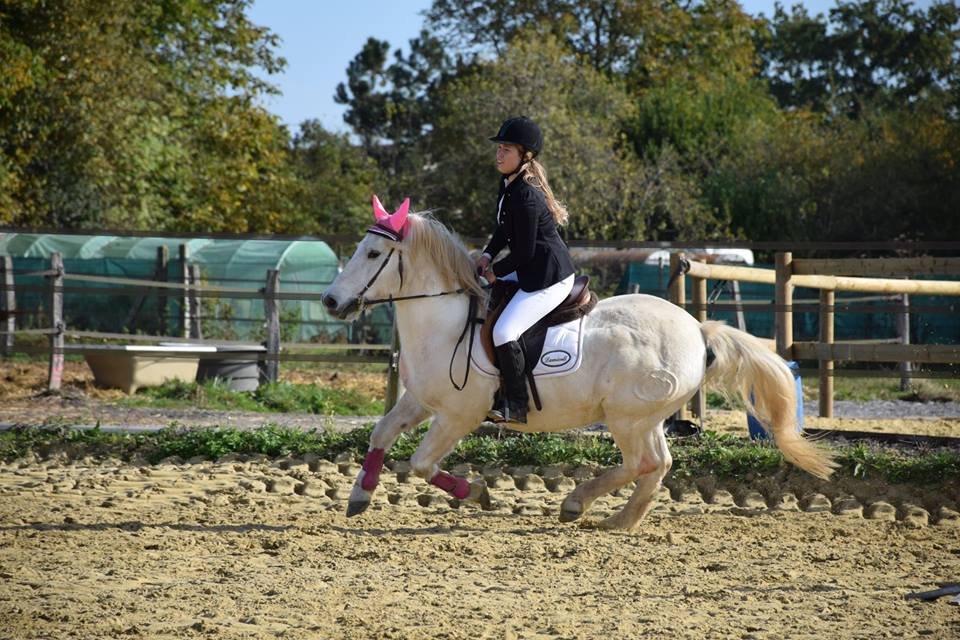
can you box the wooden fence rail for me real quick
[673,252,960,418]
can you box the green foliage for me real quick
[807,376,960,403]
[630,75,779,165]
[131,380,384,416]
[756,0,960,116]
[333,30,456,207]
[3,0,958,243]
[838,442,960,484]
[427,34,726,241]
[425,0,760,87]
[702,107,960,242]
[290,121,381,235]
[150,424,333,460]
[671,431,784,479]
[0,0,304,234]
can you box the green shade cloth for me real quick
[0,233,392,342]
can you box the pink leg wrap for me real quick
[360,448,385,491]
[429,471,470,500]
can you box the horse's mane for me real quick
[406,213,488,299]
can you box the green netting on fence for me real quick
[617,262,960,345]
[0,233,393,343]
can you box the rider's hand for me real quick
[476,254,490,278]
[483,268,496,284]
[477,255,490,274]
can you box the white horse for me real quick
[322,204,836,531]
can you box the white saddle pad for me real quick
[470,316,586,378]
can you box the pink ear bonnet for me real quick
[368,195,410,241]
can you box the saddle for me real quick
[480,275,598,411]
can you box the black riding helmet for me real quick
[489,116,543,157]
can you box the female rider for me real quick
[477,116,576,424]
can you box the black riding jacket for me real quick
[482,176,575,292]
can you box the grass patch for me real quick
[805,375,960,403]
[124,379,383,415]
[2,424,957,485]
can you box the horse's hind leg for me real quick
[347,392,431,517]
[559,415,668,525]
[597,422,672,531]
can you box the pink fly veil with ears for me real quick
[369,195,410,240]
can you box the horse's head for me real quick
[322,195,410,320]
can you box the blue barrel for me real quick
[748,361,803,440]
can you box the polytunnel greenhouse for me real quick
[0,232,392,342]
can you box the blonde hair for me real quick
[406,213,488,299]
[520,152,569,227]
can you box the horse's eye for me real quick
[367,250,381,259]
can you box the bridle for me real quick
[352,227,484,391]
[355,246,468,313]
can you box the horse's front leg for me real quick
[347,391,431,517]
[410,414,490,507]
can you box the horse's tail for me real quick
[700,320,837,480]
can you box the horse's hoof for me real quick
[559,507,582,523]
[346,500,370,517]
[596,514,640,532]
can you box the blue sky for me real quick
[247,0,893,134]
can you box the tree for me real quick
[0,0,301,232]
[755,0,960,116]
[426,34,727,241]
[629,74,780,168]
[702,107,960,242]
[424,0,760,89]
[290,120,381,235]
[334,29,460,198]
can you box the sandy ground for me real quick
[1,453,959,640]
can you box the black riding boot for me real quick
[487,341,528,424]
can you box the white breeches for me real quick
[493,273,575,346]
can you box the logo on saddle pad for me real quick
[540,350,572,367]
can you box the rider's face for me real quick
[496,143,522,175]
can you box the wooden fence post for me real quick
[691,275,707,323]
[898,293,912,390]
[669,253,686,312]
[189,264,202,340]
[263,269,280,384]
[730,280,746,332]
[668,252,690,421]
[1,255,14,358]
[179,244,190,338]
[47,252,64,393]
[384,314,401,414]
[775,252,794,360]
[690,273,707,419]
[818,289,834,418]
[156,245,169,335]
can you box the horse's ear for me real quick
[385,197,410,234]
[372,194,389,221]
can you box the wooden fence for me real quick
[5,248,960,420]
[669,253,960,417]
[0,252,402,412]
